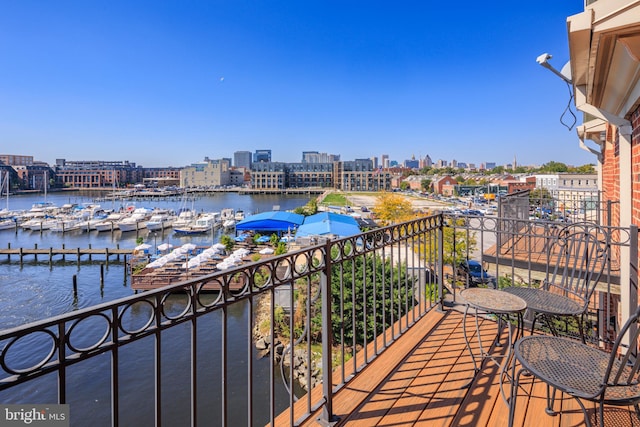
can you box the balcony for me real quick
[0,211,637,426]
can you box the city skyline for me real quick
[1,1,593,168]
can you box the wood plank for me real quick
[272,307,640,427]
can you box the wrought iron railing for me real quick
[0,213,635,426]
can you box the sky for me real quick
[0,1,593,169]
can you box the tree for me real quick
[219,234,235,252]
[529,188,553,207]
[399,181,410,191]
[414,217,477,268]
[420,179,432,192]
[372,192,415,225]
[294,199,319,216]
[323,252,415,344]
[540,161,568,173]
[572,164,596,173]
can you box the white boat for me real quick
[172,209,198,229]
[50,217,84,233]
[94,212,125,232]
[117,208,153,232]
[22,216,58,231]
[234,210,245,221]
[147,213,176,231]
[222,219,236,229]
[174,213,219,235]
[0,218,17,231]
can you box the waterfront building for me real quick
[180,158,230,188]
[229,168,248,186]
[53,159,142,188]
[333,159,392,191]
[234,151,252,170]
[0,154,33,166]
[250,162,286,189]
[251,162,333,190]
[253,149,272,163]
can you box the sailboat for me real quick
[0,171,17,230]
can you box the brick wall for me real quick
[631,106,640,287]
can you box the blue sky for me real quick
[0,1,592,168]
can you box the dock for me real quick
[0,243,133,263]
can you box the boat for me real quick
[221,208,235,229]
[117,208,153,232]
[0,218,17,231]
[171,208,198,229]
[50,216,84,233]
[234,210,245,221]
[21,215,58,231]
[94,212,125,232]
[173,213,219,235]
[146,212,176,231]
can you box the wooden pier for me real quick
[0,243,133,264]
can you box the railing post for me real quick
[437,215,445,311]
[627,225,638,353]
[319,239,338,425]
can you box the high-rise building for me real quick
[253,150,272,163]
[381,154,389,169]
[234,151,252,169]
[302,151,339,163]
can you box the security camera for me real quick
[535,52,572,84]
[536,53,552,65]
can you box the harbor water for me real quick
[0,191,313,426]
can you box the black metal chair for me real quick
[509,304,640,427]
[502,222,609,343]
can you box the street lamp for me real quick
[153,232,158,256]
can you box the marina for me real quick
[0,191,312,322]
[0,191,311,425]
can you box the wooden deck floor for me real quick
[286,306,640,427]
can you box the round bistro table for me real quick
[459,287,527,403]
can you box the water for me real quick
[0,191,312,426]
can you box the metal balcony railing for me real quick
[0,213,635,426]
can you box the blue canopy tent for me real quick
[296,212,361,238]
[235,211,305,234]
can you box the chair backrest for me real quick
[603,304,640,397]
[546,222,609,308]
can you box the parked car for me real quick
[456,260,496,287]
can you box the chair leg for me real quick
[599,402,604,427]
[530,315,538,336]
[578,314,586,344]
[508,367,523,427]
[545,384,558,416]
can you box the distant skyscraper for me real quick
[371,156,378,169]
[234,151,252,169]
[381,154,389,168]
[253,149,272,163]
[302,151,339,163]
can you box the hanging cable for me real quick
[560,80,577,131]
